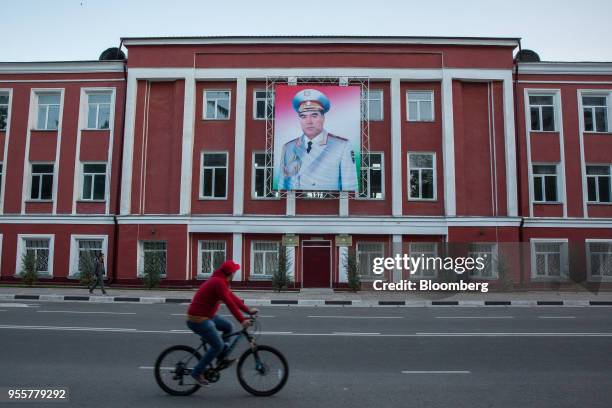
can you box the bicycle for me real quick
[154,315,289,397]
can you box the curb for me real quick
[1,293,612,307]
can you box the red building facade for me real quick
[0,37,610,289]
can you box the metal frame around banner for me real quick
[264,76,371,199]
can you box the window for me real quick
[253,90,274,120]
[24,238,51,275]
[82,163,106,200]
[204,90,230,120]
[586,165,611,203]
[409,242,438,278]
[357,242,385,279]
[583,95,608,133]
[468,243,498,279]
[529,95,555,131]
[201,153,227,199]
[199,241,226,277]
[251,242,279,278]
[532,164,558,202]
[408,153,435,200]
[359,152,383,199]
[586,241,612,281]
[0,92,8,130]
[532,241,568,280]
[139,241,167,277]
[87,92,111,129]
[76,239,104,276]
[362,90,383,121]
[252,152,278,199]
[36,93,61,130]
[30,163,54,200]
[407,91,434,122]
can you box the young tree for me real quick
[344,248,361,292]
[78,252,96,286]
[272,246,293,292]
[143,251,165,289]
[20,251,38,287]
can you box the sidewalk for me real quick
[1,285,611,307]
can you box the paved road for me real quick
[0,301,611,407]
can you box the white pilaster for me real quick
[338,246,348,283]
[339,191,348,216]
[233,77,247,216]
[286,191,295,216]
[232,233,243,281]
[287,246,296,282]
[120,74,138,215]
[441,71,456,216]
[392,234,403,282]
[179,73,196,214]
[390,77,402,216]
[502,76,518,216]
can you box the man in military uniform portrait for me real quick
[278,89,358,191]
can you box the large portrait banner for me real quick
[273,85,361,192]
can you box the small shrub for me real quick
[143,252,165,289]
[272,247,293,292]
[344,248,361,292]
[79,253,96,286]
[20,251,38,286]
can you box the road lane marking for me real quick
[139,366,173,370]
[402,371,470,374]
[170,314,275,318]
[415,332,611,337]
[435,316,514,319]
[332,332,381,336]
[0,324,137,332]
[309,315,403,319]
[0,303,39,308]
[538,316,576,319]
[37,310,137,315]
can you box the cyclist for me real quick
[186,260,258,385]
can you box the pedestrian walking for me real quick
[89,253,107,295]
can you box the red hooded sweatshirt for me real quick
[187,269,250,322]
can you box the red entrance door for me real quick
[302,241,331,288]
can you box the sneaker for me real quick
[216,357,236,370]
[191,374,210,386]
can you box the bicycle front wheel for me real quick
[154,345,202,396]
[237,345,289,396]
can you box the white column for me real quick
[287,246,296,282]
[179,73,196,214]
[339,191,348,216]
[286,191,295,216]
[232,233,243,281]
[392,234,403,282]
[338,246,348,283]
[441,71,456,216]
[502,75,518,217]
[120,74,138,215]
[390,77,403,216]
[233,77,247,215]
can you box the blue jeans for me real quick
[186,315,233,378]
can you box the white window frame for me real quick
[250,241,279,280]
[530,239,569,281]
[362,89,384,121]
[356,242,385,280]
[532,163,560,204]
[408,242,438,279]
[200,151,228,200]
[406,90,434,122]
[0,91,9,131]
[357,151,385,200]
[581,93,609,133]
[68,234,109,278]
[203,89,231,120]
[586,164,612,204]
[85,91,112,130]
[407,152,436,201]
[197,240,226,279]
[29,162,55,201]
[80,162,107,201]
[252,89,274,120]
[528,93,557,132]
[137,240,168,278]
[15,234,54,277]
[468,243,499,280]
[251,151,279,200]
[35,92,61,130]
[586,239,612,282]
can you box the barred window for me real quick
[24,238,51,274]
[199,241,226,277]
[204,90,230,120]
[359,152,383,199]
[77,239,103,275]
[587,241,612,280]
[532,241,568,279]
[252,242,279,278]
[253,90,274,120]
[408,153,435,200]
[139,241,167,277]
[36,93,61,130]
[357,242,385,278]
[409,242,438,278]
[586,165,611,203]
[583,96,608,133]
[468,243,498,279]
[529,95,555,131]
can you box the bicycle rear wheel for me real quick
[154,345,202,396]
[237,345,289,396]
